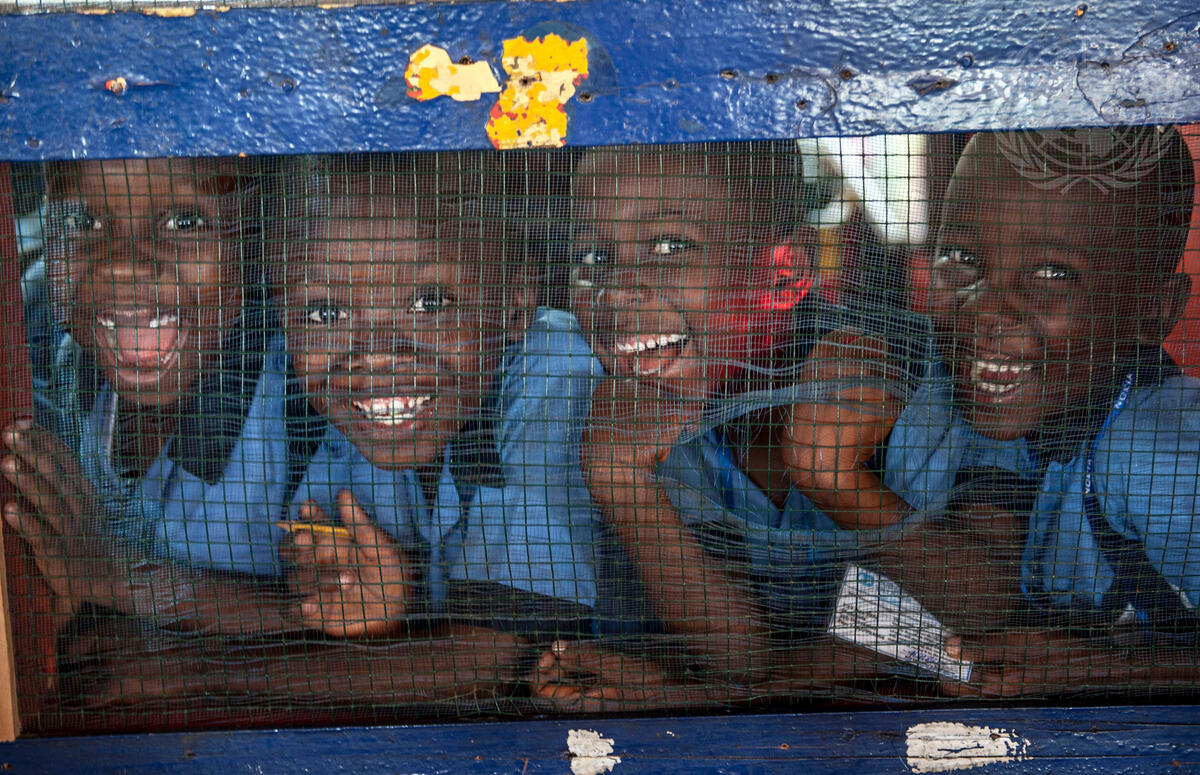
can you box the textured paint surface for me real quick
[485,33,588,149]
[567,729,621,775]
[1,0,1199,159]
[905,723,1029,773]
[404,44,501,102]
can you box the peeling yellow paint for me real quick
[485,33,589,150]
[141,6,197,16]
[404,44,502,102]
[75,8,112,14]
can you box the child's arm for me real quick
[2,419,300,636]
[784,329,909,529]
[281,489,410,638]
[943,629,1200,698]
[583,377,771,683]
[85,623,527,708]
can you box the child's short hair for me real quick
[265,151,541,295]
[985,126,1194,275]
[572,140,809,242]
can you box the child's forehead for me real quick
[49,157,235,197]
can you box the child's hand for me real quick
[530,639,715,712]
[1,418,124,628]
[940,630,1109,698]
[582,376,704,476]
[782,330,907,529]
[282,489,409,638]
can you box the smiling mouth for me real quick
[351,396,433,426]
[95,309,184,381]
[612,333,690,376]
[967,358,1037,396]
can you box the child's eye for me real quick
[163,211,207,232]
[931,248,981,286]
[55,206,103,234]
[650,238,693,256]
[574,248,611,266]
[409,292,453,314]
[306,304,350,325]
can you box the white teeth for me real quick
[969,362,1036,391]
[615,333,687,354]
[352,396,432,425]
[96,312,178,329]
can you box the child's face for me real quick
[929,138,1156,440]
[569,150,803,396]
[46,159,243,408]
[282,194,514,471]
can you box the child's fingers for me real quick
[1,455,70,521]
[3,500,50,556]
[336,490,391,551]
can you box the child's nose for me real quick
[962,282,1022,334]
[101,235,164,280]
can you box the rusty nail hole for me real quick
[839,68,855,81]
[663,78,678,89]
[474,756,483,762]
[959,53,974,68]
[719,68,737,80]
[1164,41,1176,52]
[578,91,594,103]
[182,750,196,760]
[105,76,128,96]
[2,763,11,769]
[764,72,781,84]
[458,55,474,65]
[1074,3,1087,17]
[796,98,809,109]
[779,743,790,750]
[26,137,39,148]
[519,76,535,87]
[990,733,1001,741]
[1100,61,1111,70]
[379,26,389,35]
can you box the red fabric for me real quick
[1163,125,1200,375]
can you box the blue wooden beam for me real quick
[1,0,1198,160]
[3,705,1200,774]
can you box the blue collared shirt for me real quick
[288,308,603,615]
[25,257,292,577]
[882,352,1200,619]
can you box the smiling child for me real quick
[3,157,298,637]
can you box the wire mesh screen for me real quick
[3,127,1199,732]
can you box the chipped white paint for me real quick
[905,722,1029,773]
[567,729,621,775]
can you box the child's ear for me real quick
[1137,272,1192,346]
[753,227,818,312]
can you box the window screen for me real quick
[4,127,1199,732]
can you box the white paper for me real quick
[827,563,973,683]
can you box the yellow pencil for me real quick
[275,521,354,539]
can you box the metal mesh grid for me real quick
[2,128,1198,732]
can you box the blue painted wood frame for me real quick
[4,705,1200,773]
[2,0,1200,769]
[1,0,1199,159]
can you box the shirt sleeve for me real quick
[450,311,601,619]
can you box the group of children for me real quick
[2,127,1197,711]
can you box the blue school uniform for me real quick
[24,257,293,577]
[647,301,932,630]
[881,349,1200,631]
[288,307,603,631]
